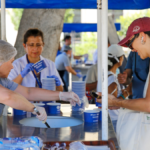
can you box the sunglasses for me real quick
[126,34,139,50]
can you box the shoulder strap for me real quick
[108,74,112,77]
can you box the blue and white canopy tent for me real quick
[62,23,121,32]
[2,0,150,9]
[1,0,150,141]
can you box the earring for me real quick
[141,37,145,44]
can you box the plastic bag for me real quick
[69,141,87,150]
[0,136,43,150]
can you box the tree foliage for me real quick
[8,9,24,30]
[75,33,97,60]
[116,9,150,38]
[64,9,74,23]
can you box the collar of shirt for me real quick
[62,52,67,56]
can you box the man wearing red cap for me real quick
[97,17,150,150]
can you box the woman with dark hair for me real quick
[8,29,63,91]
[104,44,131,132]
[97,17,150,150]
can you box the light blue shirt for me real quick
[0,78,18,91]
[55,52,70,71]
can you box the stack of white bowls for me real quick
[72,81,86,111]
[42,78,56,91]
[42,78,56,105]
[72,81,86,99]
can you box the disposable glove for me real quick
[75,69,81,73]
[76,73,82,78]
[21,63,34,78]
[59,92,81,106]
[32,106,47,122]
[47,75,61,86]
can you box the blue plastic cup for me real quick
[13,109,26,116]
[93,108,102,121]
[72,103,84,111]
[34,103,45,107]
[84,110,99,123]
[47,103,61,114]
[99,110,102,121]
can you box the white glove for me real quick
[59,92,81,106]
[32,106,47,122]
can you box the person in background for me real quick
[62,35,86,59]
[56,42,62,57]
[106,44,132,132]
[8,29,63,91]
[118,50,149,99]
[55,46,82,91]
[85,64,97,91]
[86,44,126,91]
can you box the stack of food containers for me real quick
[72,81,86,111]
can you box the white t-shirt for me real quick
[108,71,121,121]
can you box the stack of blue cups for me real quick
[42,78,56,91]
[42,78,56,110]
[72,81,86,111]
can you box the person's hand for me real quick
[21,63,34,78]
[109,106,120,110]
[47,75,61,86]
[76,73,82,78]
[59,92,81,106]
[96,92,116,107]
[126,82,132,95]
[118,71,128,84]
[32,106,47,122]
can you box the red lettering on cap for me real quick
[133,26,140,32]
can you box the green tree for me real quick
[116,9,150,37]
[64,9,74,23]
[75,33,97,60]
[8,9,24,30]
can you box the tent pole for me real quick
[97,3,102,91]
[1,0,6,40]
[101,0,108,140]
[70,31,75,90]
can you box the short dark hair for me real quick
[144,31,150,37]
[134,31,150,39]
[64,35,71,41]
[23,28,44,44]
[108,54,122,71]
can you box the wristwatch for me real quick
[33,107,40,115]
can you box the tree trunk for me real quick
[15,9,65,61]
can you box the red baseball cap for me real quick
[118,17,150,47]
